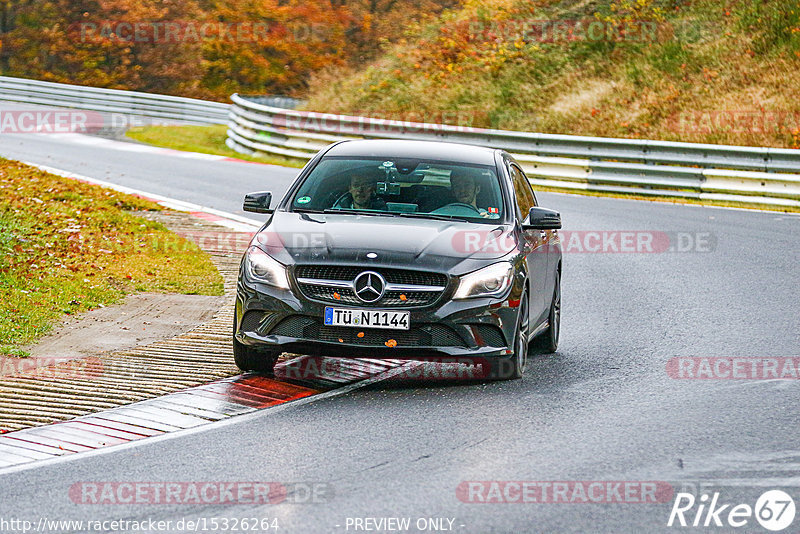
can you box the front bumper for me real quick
[235,276,521,361]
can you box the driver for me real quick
[333,170,387,210]
[449,169,492,217]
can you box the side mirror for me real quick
[243,191,273,214]
[523,207,561,230]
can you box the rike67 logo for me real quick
[668,490,796,531]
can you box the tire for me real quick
[233,317,279,374]
[488,291,529,380]
[233,338,279,374]
[531,270,560,354]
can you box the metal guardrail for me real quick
[227,93,800,208]
[0,76,229,124]
[239,94,304,110]
[1,78,796,207]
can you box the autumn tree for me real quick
[334,0,461,60]
[197,0,351,97]
[0,0,462,99]
[1,0,206,95]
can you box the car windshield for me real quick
[289,157,504,222]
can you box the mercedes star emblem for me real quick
[353,271,386,303]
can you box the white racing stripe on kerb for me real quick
[22,161,263,232]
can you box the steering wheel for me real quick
[331,191,352,208]
[432,202,482,215]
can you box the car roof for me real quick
[323,139,499,166]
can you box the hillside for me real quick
[0,0,457,100]
[303,0,800,148]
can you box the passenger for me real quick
[449,169,493,217]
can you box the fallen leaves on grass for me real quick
[0,158,223,353]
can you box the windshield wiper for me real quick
[391,212,469,222]
[322,208,402,218]
[293,208,326,214]
[321,208,473,222]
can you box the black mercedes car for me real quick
[234,139,562,380]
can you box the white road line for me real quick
[22,161,264,232]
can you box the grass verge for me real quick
[0,158,224,357]
[126,124,306,168]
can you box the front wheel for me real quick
[488,291,529,380]
[532,270,560,354]
[233,338,279,374]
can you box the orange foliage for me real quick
[0,0,459,99]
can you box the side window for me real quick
[509,164,537,220]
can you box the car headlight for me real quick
[453,261,514,299]
[245,246,289,289]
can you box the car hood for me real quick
[251,211,517,274]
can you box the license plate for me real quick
[324,307,410,330]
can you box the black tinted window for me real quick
[290,157,505,222]
[509,164,536,218]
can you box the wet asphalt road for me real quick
[0,131,799,533]
[0,118,298,218]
